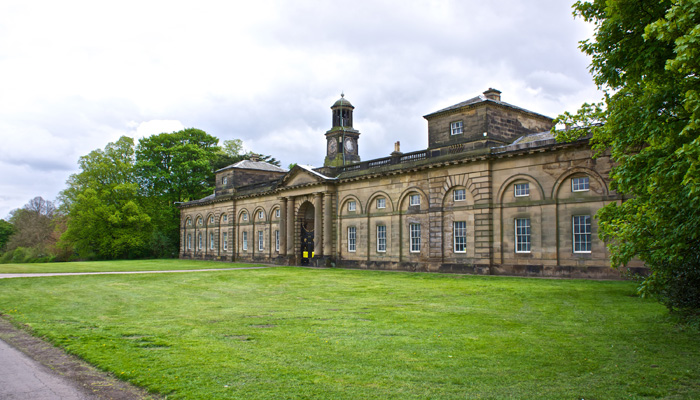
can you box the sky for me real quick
[0,0,601,219]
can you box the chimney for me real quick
[249,153,260,162]
[391,141,403,157]
[483,88,501,101]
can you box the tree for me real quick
[6,197,56,251]
[0,219,15,252]
[135,128,222,257]
[60,137,153,259]
[556,0,700,314]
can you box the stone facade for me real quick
[179,89,644,278]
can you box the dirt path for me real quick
[0,318,159,400]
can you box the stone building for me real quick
[179,89,640,278]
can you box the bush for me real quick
[641,246,700,318]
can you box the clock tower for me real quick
[324,93,361,167]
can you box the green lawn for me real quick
[0,259,264,273]
[0,265,698,399]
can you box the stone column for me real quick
[314,192,323,256]
[286,197,295,255]
[279,197,287,256]
[323,191,332,257]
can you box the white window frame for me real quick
[453,221,466,253]
[454,189,466,202]
[409,223,421,253]
[187,233,192,250]
[515,218,531,253]
[242,212,248,221]
[573,215,592,253]
[409,194,420,206]
[275,230,280,251]
[514,183,530,197]
[198,233,202,249]
[572,176,590,192]
[258,211,264,220]
[348,226,356,252]
[223,232,228,251]
[242,231,248,251]
[450,120,463,135]
[348,200,356,212]
[209,232,215,250]
[377,198,386,209]
[222,214,227,223]
[258,231,264,251]
[276,209,280,218]
[376,225,387,252]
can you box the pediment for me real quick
[278,165,330,188]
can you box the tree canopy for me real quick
[556,0,700,314]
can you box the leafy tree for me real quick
[60,137,153,259]
[135,128,222,257]
[0,219,15,252]
[6,197,57,252]
[556,0,700,314]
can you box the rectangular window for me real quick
[348,226,356,252]
[514,183,530,197]
[223,232,228,251]
[242,231,248,251]
[409,194,420,206]
[348,200,356,212]
[410,223,421,253]
[187,234,192,250]
[515,218,531,253]
[377,198,386,209]
[453,221,466,253]
[276,209,280,218]
[210,216,214,224]
[210,232,215,250]
[223,214,227,223]
[198,233,202,249]
[572,176,590,192]
[258,231,264,251]
[454,189,466,201]
[450,121,463,135]
[243,213,248,221]
[573,215,592,253]
[223,177,228,185]
[377,225,386,252]
[275,230,280,251]
[258,211,264,220]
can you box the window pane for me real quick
[348,227,356,252]
[572,177,590,192]
[573,215,592,252]
[377,225,386,252]
[410,223,421,252]
[514,183,530,197]
[454,189,466,201]
[515,218,531,253]
[454,221,466,253]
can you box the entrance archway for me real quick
[297,201,315,265]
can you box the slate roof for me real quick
[423,94,553,120]
[216,160,288,173]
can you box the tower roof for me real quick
[332,93,354,108]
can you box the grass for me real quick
[0,263,698,399]
[0,259,264,274]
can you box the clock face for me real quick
[328,139,337,154]
[344,138,355,153]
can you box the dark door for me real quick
[300,224,314,265]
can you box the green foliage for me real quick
[557,0,700,314]
[60,137,153,260]
[0,219,13,251]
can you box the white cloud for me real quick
[0,0,602,218]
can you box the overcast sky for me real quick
[0,0,601,219]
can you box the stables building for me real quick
[179,89,637,278]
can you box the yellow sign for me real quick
[303,251,308,258]
[312,252,315,258]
